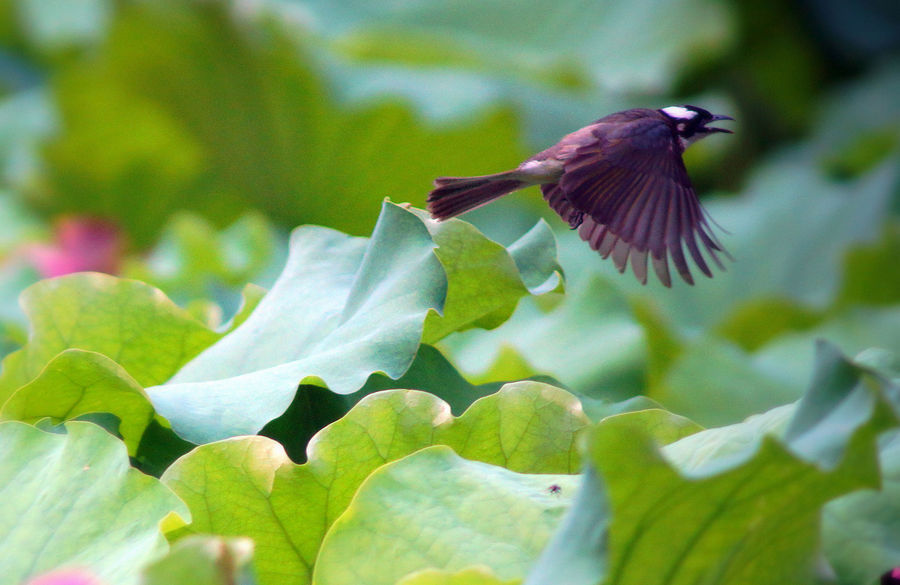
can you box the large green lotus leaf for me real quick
[751,306,900,391]
[294,0,732,92]
[0,273,219,403]
[699,153,897,313]
[317,411,686,585]
[856,348,900,383]
[416,211,562,343]
[261,344,506,463]
[818,348,900,585]
[398,567,518,585]
[261,342,522,463]
[810,61,900,171]
[713,296,823,352]
[650,305,900,426]
[161,383,588,585]
[141,535,256,585]
[321,55,646,154]
[526,342,898,585]
[648,336,801,427]
[442,275,645,400]
[0,89,55,190]
[0,237,39,341]
[1,349,153,455]
[836,223,900,307]
[457,343,543,388]
[313,446,577,585]
[823,431,900,584]
[0,421,189,585]
[14,0,109,50]
[123,211,277,303]
[224,283,269,331]
[148,202,441,444]
[39,0,524,245]
[356,344,505,415]
[149,203,558,444]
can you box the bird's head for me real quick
[660,105,734,148]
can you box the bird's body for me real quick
[427,106,734,287]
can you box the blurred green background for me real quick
[0,0,898,425]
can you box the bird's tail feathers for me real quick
[427,172,527,220]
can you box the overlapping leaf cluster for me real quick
[2,199,899,585]
[0,200,571,584]
[1,0,899,584]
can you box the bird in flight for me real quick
[427,105,734,287]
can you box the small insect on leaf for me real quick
[547,484,562,495]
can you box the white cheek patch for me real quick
[662,106,697,120]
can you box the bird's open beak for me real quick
[708,114,735,134]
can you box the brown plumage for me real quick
[427,106,734,287]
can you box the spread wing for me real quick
[546,117,728,286]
